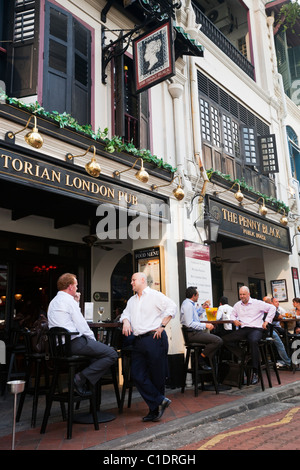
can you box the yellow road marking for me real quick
[198,406,300,450]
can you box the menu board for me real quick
[179,241,212,305]
[134,247,164,292]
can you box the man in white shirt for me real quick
[120,272,177,422]
[48,273,118,397]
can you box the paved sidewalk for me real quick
[0,369,299,450]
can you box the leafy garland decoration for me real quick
[206,168,289,214]
[0,90,176,173]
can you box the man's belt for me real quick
[135,331,157,339]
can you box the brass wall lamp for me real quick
[243,196,268,216]
[6,114,43,149]
[113,157,149,183]
[278,209,288,227]
[214,181,244,203]
[151,174,185,201]
[66,145,101,177]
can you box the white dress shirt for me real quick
[216,304,233,330]
[120,286,177,335]
[47,291,95,341]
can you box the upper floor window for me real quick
[113,54,150,149]
[43,1,91,125]
[198,71,278,176]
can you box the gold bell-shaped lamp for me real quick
[279,210,288,226]
[66,145,101,177]
[7,115,43,149]
[258,198,268,216]
[234,184,244,203]
[151,174,185,201]
[113,157,149,183]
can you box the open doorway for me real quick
[111,253,133,320]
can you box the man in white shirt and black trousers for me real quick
[120,272,177,422]
[48,273,118,397]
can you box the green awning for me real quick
[174,26,204,60]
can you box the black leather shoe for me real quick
[251,373,259,385]
[142,410,159,422]
[73,377,92,397]
[199,363,212,371]
[152,398,171,422]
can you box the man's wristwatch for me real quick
[160,324,166,328]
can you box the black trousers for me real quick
[70,336,118,385]
[130,331,168,412]
[222,327,264,370]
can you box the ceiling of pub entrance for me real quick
[0,179,98,230]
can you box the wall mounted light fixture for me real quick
[6,115,44,149]
[214,181,244,203]
[243,196,268,216]
[113,157,149,183]
[151,174,185,201]
[194,209,220,244]
[278,209,288,226]
[66,145,101,177]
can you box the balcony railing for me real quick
[192,2,255,80]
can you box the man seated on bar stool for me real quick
[180,287,223,370]
[223,286,276,385]
[47,273,118,397]
[263,296,292,370]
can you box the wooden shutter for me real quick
[7,0,40,97]
[43,1,91,124]
[258,134,279,174]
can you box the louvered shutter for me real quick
[7,0,40,97]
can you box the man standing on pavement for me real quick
[120,272,177,422]
[223,286,276,384]
[180,286,223,368]
[48,273,118,396]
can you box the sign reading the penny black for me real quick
[0,147,170,222]
[208,197,291,254]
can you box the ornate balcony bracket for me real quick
[101,0,182,83]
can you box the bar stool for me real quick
[2,328,26,397]
[40,328,99,439]
[181,327,219,396]
[16,329,51,427]
[240,337,281,391]
[119,345,133,413]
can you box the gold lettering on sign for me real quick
[220,205,281,240]
[0,154,139,205]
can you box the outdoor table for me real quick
[279,318,299,355]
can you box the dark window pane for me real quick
[75,54,88,86]
[74,21,87,55]
[49,39,67,73]
[50,7,67,42]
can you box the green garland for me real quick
[0,90,176,173]
[206,168,289,214]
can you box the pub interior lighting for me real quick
[66,145,101,177]
[6,114,44,149]
[151,174,185,201]
[214,181,244,203]
[113,157,149,183]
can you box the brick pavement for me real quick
[0,369,299,450]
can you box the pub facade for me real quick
[0,0,300,376]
